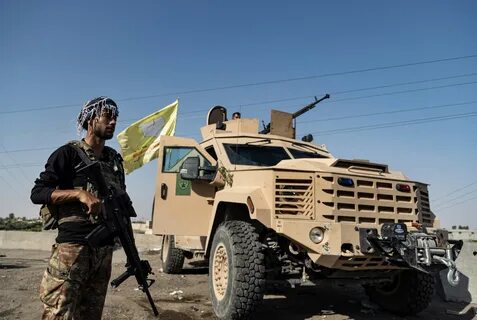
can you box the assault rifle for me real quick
[79,159,159,316]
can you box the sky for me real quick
[0,1,476,229]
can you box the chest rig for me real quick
[56,140,125,225]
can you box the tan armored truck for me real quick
[152,95,462,319]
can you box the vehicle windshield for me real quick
[223,144,290,166]
[288,148,328,159]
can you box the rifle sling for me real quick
[69,143,95,169]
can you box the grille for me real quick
[415,184,434,227]
[317,175,418,224]
[274,174,314,219]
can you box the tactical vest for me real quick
[41,140,125,229]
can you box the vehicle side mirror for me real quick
[180,157,200,180]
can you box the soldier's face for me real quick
[93,110,117,140]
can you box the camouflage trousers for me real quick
[39,243,113,320]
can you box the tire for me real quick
[209,221,265,320]
[365,269,435,316]
[161,235,185,274]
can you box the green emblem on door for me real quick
[176,173,191,195]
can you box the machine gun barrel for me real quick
[292,94,330,119]
[259,93,330,134]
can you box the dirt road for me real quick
[0,249,473,320]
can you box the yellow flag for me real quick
[117,99,179,174]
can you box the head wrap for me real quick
[77,96,119,133]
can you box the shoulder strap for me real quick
[68,140,95,169]
[68,140,125,189]
[105,146,126,189]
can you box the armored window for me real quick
[223,144,290,166]
[162,147,211,173]
[288,148,328,159]
[205,145,218,161]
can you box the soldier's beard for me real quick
[93,126,114,140]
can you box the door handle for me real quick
[161,183,168,199]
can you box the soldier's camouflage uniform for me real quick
[36,140,125,320]
[40,243,113,319]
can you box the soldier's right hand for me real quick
[78,190,101,215]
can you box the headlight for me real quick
[309,227,325,244]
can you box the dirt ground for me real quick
[0,248,474,320]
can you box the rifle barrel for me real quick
[145,288,159,316]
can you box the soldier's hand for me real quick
[78,190,101,215]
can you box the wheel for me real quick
[161,235,185,274]
[209,221,265,320]
[365,269,435,316]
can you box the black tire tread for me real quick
[211,221,265,320]
[162,235,185,274]
[366,270,435,316]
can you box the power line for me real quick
[308,112,477,136]
[0,163,42,169]
[104,54,477,100]
[330,81,477,104]
[0,147,53,154]
[0,174,18,191]
[298,101,477,124]
[3,109,477,157]
[179,80,477,119]
[436,194,477,211]
[434,188,477,210]
[140,72,477,114]
[158,97,477,137]
[0,160,22,193]
[2,54,477,115]
[0,143,30,186]
[5,76,468,140]
[0,102,79,115]
[130,80,477,125]
[332,72,477,95]
[1,74,475,136]
[433,180,477,204]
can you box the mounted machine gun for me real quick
[260,94,330,139]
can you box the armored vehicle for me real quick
[152,95,462,319]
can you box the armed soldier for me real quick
[31,97,125,319]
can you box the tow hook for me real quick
[433,256,460,287]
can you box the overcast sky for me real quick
[1,1,476,228]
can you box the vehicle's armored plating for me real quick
[152,95,462,319]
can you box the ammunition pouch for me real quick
[40,201,90,230]
[39,204,59,230]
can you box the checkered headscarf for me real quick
[77,96,119,133]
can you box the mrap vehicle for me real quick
[152,95,462,320]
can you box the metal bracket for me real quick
[447,303,477,316]
[433,255,460,286]
[359,228,378,254]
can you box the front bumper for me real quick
[361,223,463,285]
[275,219,462,284]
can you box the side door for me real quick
[152,135,217,237]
